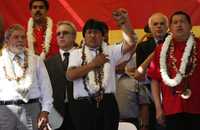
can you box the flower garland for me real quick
[27,17,53,59]
[2,48,35,102]
[82,42,110,93]
[160,34,195,87]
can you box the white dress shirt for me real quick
[0,50,53,112]
[68,44,123,99]
[59,48,76,102]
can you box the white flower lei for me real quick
[2,48,35,102]
[160,34,195,87]
[84,42,110,93]
[27,17,53,59]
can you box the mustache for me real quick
[35,11,42,16]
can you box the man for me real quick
[126,13,169,130]
[27,0,58,59]
[136,13,168,71]
[148,11,200,130]
[66,8,137,130]
[45,21,77,130]
[116,54,150,130]
[0,24,53,130]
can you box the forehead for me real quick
[10,30,25,36]
[151,15,166,24]
[57,24,74,32]
[171,14,188,22]
[32,1,45,7]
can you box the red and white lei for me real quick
[160,34,195,87]
[27,17,53,59]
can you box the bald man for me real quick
[135,13,169,130]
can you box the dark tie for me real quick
[63,52,69,71]
[14,55,22,65]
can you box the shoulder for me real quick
[70,48,82,56]
[137,38,155,48]
[45,53,60,63]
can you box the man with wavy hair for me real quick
[0,24,53,130]
[27,0,58,59]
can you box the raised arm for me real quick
[126,52,154,80]
[112,8,137,54]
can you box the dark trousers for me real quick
[56,103,76,130]
[70,94,119,130]
[165,113,200,130]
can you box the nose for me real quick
[18,36,25,42]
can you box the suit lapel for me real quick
[55,54,66,77]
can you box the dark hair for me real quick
[144,24,151,33]
[29,0,49,10]
[100,21,109,33]
[82,19,105,37]
[170,11,191,25]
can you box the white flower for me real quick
[2,49,35,102]
[160,34,195,87]
[84,42,110,93]
[27,17,53,59]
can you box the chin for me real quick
[15,48,24,54]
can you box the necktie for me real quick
[63,52,69,71]
[14,55,21,65]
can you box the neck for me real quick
[61,44,73,52]
[33,18,47,29]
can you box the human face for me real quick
[149,15,168,40]
[84,29,103,48]
[30,1,47,23]
[170,14,192,41]
[56,24,76,50]
[7,30,26,54]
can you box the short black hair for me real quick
[82,19,105,37]
[29,0,49,10]
[144,24,151,33]
[100,21,109,33]
[170,11,191,25]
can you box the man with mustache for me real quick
[67,8,137,130]
[0,24,53,130]
[27,0,58,59]
[148,11,200,130]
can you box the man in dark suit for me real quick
[45,20,77,130]
[135,13,168,130]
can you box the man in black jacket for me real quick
[45,20,77,130]
[136,13,168,130]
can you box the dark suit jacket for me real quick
[45,53,73,117]
[136,37,156,67]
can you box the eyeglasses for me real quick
[56,31,74,36]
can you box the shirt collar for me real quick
[59,48,75,61]
[8,50,24,60]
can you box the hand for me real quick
[125,66,136,78]
[156,108,166,126]
[37,111,49,130]
[112,8,128,26]
[91,53,109,67]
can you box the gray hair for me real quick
[4,24,25,42]
[148,13,169,28]
[57,20,77,36]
